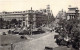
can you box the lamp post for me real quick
[11,43,13,50]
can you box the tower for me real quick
[31,7,32,10]
[46,5,50,13]
[46,5,51,27]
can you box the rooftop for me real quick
[68,7,78,9]
[67,11,76,13]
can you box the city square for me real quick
[0,0,80,50]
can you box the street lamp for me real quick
[11,43,13,50]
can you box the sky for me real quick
[0,0,80,16]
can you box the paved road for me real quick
[14,31,58,50]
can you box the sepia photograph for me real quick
[0,0,80,50]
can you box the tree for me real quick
[0,18,4,29]
[10,19,18,25]
[10,19,18,28]
[55,19,80,50]
[17,20,22,27]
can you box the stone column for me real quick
[67,15,70,20]
[25,14,29,27]
[33,14,36,28]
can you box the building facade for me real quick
[0,5,54,29]
[56,6,80,20]
[66,6,79,20]
[56,9,66,20]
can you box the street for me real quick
[14,31,58,50]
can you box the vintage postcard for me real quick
[0,0,80,50]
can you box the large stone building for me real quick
[0,5,54,28]
[56,9,66,20]
[56,6,80,20]
[66,6,79,20]
[54,6,80,27]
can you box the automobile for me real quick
[37,28,42,31]
[54,35,59,39]
[37,28,45,33]
[20,35,27,39]
[44,46,53,50]
[2,32,7,35]
[19,30,29,35]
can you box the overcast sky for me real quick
[0,0,79,16]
